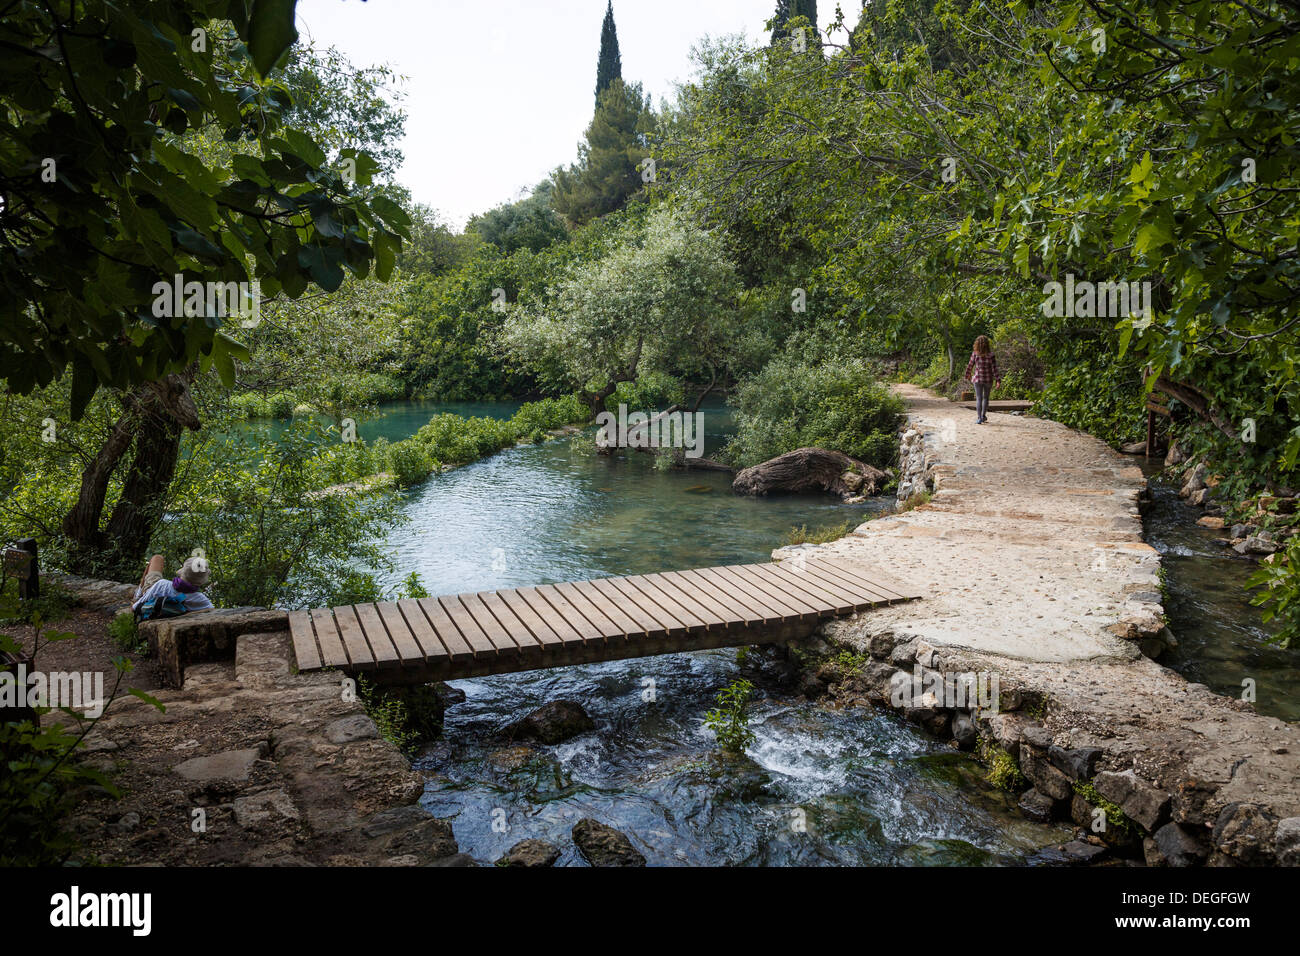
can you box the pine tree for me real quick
[554,79,653,224]
[770,0,818,45]
[595,1,623,105]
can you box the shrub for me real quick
[267,392,296,419]
[108,611,141,652]
[386,439,436,488]
[724,350,904,470]
[704,678,757,754]
[1249,537,1300,648]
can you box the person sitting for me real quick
[133,554,214,618]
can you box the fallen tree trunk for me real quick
[732,447,888,500]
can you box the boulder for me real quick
[1164,442,1186,468]
[1120,441,1147,455]
[1196,516,1225,530]
[1212,803,1277,865]
[733,447,889,500]
[1180,463,1207,498]
[1274,817,1300,867]
[503,700,595,744]
[498,839,562,867]
[572,818,646,866]
[1152,822,1209,867]
[1018,788,1057,823]
[1020,746,1074,800]
[950,712,976,749]
[1048,745,1102,781]
[1093,770,1170,831]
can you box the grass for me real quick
[783,519,855,546]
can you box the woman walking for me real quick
[963,335,1001,425]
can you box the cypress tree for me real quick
[595,1,623,105]
[770,0,818,45]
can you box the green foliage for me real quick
[1249,539,1300,649]
[552,79,655,224]
[386,440,436,489]
[501,208,742,413]
[151,418,406,610]
[1034,341,1147,446]
[975,738,1025,793]
[595,1,623,104]
[1072,781,1134,837]
[703,678,757,755]
[725,339,903,469]
[109,611,142,652]
[356,676,418,755]
[783,521,853,546]
[0,2,407,414]
[467,182,568,255]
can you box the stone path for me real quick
[799,385,1300,865]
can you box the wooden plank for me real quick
[515,586,586,647]
[376,601,439,663]
[795,562,888,607]
[762,562,857,614]
[571,579,645,639]
[497,588,566,650]
[532,583,605,645]
[739,564,833,618]
[310,607,350,667]
[419,596,488,659]
[477,589,542,657]
[333,604,376,669]
[657,570,750,628]
[400,598,468,662]
[653,571,735,628]
[675,569,766,626]
[691,566,785,623]
[587,576,664,637]
[621,575,707,633]
[637,573,716,631]
[813,555,914,600]
[709,565,807,620]
[554,581,624,641]
[604,575,688,636]
[773,561,871,610]
[438,595,499,658]
[352,603,402,668]
[728,565,818,620]
[459,592,522,657]
[288,610,321,671]
[807,558,901,604]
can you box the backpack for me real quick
[135,594,190,621]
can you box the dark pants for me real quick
[974,382,991,422]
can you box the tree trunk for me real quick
[61,371,200,578]
[732,447,888,500]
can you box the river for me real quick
[333,400,1076,865]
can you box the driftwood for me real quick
[732,447,888,500]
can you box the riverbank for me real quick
[786,385,1300,865]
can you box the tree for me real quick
[499,209,741,415]
[467,181,568,255]
[552,80,655,224]
[0,1,408,419]
[595,1,623,105]
[770,0,818,45]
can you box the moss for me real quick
[975,738,1026,791]
[1072,780,1135,837]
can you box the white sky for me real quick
[295,0,864,229]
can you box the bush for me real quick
[386,439,436,488]
[511,393,588,434]
[1249,536,1300,649]
[703,678,757,754]
[267,392,296,419]
[724,349,904,470]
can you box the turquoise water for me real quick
[332,399,1074,865]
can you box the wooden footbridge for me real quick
[288,555,922,685]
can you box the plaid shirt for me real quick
[964,352,1000,385]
